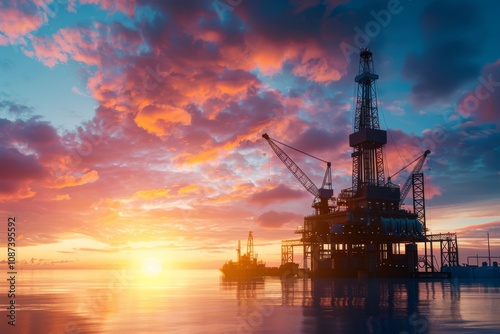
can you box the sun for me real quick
[140,257,164,278]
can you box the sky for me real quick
[0,0,499,270]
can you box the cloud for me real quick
[71,86,88,97]
[403,0,485,107]
[178,184,201,195]
[134,104,192,136]
[291,126,347,157]
[0,144,46,201]
[255,210,303,228]
[53,194,71,201]
[133,188,170,199]
[1,0,498,265]
[77,247,126,253]
[0,115,106,200]
[456,59,500,126]
[79,0,136,16]
[236,0,354,79]
[0,1,51,45]
[249,184,307,206]
[47,169,99,188]
[455,221,500,239]
[0,100,33,117]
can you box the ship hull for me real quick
[219,267,265,278]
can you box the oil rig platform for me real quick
[263,49,458,278]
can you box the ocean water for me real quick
[1,269,500,333]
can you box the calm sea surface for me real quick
[1,269,500,333]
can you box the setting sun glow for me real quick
[141,257,164,278]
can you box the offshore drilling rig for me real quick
[263,49,458,278]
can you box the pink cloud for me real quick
[455,221,500,239]
[18,0,353,175]
[26,20,143,67]
[457,59,500,126]
[0,116,104,201]
[292,56,343,83]
[5,0,496,267]
[0,146,46,179]
[79,0,136,16]
[249,184,307,206]
[255,210,303,228]
[46,169,99,189]
[0,1,50,45]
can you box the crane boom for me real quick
[397,150,431,206]
[262,133,319,197]
[262,133,334,214]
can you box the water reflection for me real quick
[304,278,500,333]
[302,279,428,333]
[219,275,500,333]
[2,270,500,333]
[219,276,264,305]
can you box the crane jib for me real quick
[262,133,330,199]
[398,150,431,206]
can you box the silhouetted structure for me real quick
[264,49,458,278]
[220,231,266,277]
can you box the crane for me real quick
[387,150,431,206]
[262,133,334,215]
[246,231,254,260]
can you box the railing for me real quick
[281,239,304,247]
[418,255,439,272]
[466,256,500,267]
[426,233,456,241]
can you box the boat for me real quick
[263,262,299,278]
[220,231,266,278]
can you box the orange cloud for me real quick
[53,194,71,201]
[133,188,170,200]
[134,104,191,136]
[0,184,36,201]
[292,57,343,83]
[47,170,99,189]
[178,185,201,195]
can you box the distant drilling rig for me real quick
[264,48,458,278]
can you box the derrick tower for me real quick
[340,48,399,212]
[351,48,385,190]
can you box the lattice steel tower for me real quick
[350,48,386,193]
